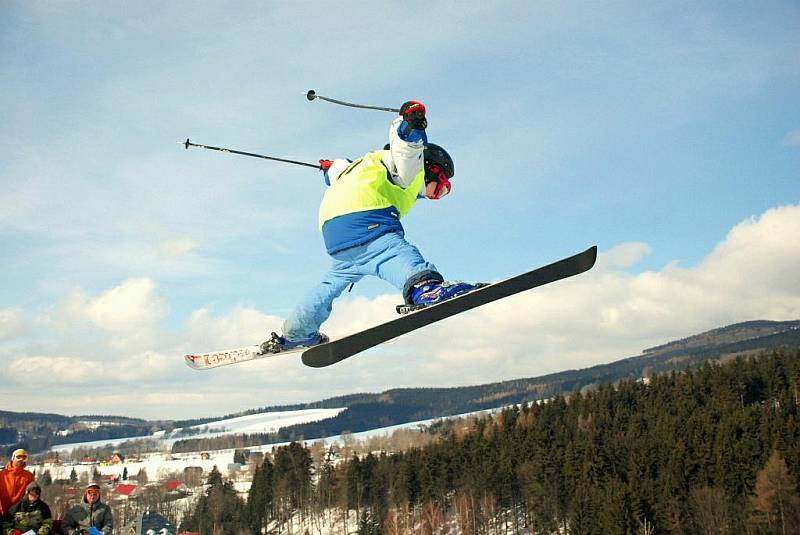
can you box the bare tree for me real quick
[750,451,800,534]
[689,486,734,534]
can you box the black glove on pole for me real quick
[399,100,427,137]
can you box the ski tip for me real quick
[576,245,598,274]
[306,89,317,101]
[587,244,598,264]
[301,353,326,368]
[184,354,204,369]
[301,346,336,368]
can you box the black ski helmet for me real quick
[423,143,454,180]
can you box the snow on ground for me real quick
[49,407,346,452]
[36,405,511,483]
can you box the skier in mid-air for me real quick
[262,101,479,353]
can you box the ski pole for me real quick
[182,139,321,169]
[306,89,400,113]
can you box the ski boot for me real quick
[260,332,329,354]
[396,280,487,315]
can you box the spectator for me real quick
[3,481,52,535]
[0,449,34,516]
[60,483,112,535]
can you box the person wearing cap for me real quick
[2,481,52,535]
[60,483,113,535]
[0,449,34,516]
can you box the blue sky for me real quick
[1,2,799,419]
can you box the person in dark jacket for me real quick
[3,481,52,535]
[60,483,112,535]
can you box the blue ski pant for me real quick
[283,231,441,341]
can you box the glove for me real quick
[88,528,103,535]
[12,530,23,535]
[398,101,427,141]
[400,101,427,129]
[319,159,333,186]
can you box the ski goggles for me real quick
[424,162,452,200]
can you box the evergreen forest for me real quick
[182,349,800,534]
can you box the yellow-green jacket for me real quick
[319,149,425,254]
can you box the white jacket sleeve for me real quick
[325,158,353,184]
[382,116,425,192]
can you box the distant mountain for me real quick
[4,319,799,455]
[0,412,153,453]
[257,319,800,444]
[643,319,800,355]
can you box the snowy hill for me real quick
[6,319,800,457]
[49,407,345,452]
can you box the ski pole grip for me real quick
[306,90,317,101]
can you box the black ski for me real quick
[301,245,597,368]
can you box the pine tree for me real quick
[246,458,274,533]
[181,466,246,535]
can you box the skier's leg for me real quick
[363,232,443,302]
[367,232,481,306]
[281,264,361,342]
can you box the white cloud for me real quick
[8,356,104,384]
[3,205,799,418]
[40,278,167,334]
[5,350,176,387]
[314,205,800,387]
[184,306,283,350]
[37,278,169,350]
[86,278,168,331]
[597,242,652,270]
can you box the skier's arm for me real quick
[384,101,428,189]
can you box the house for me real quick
[199,452,210,460]
[101,474,116,487]
[163,480,185,493]
[79,456,97,465]
[115,484,138,499]
[109,453,125,464]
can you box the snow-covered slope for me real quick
[50,407,345,452]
